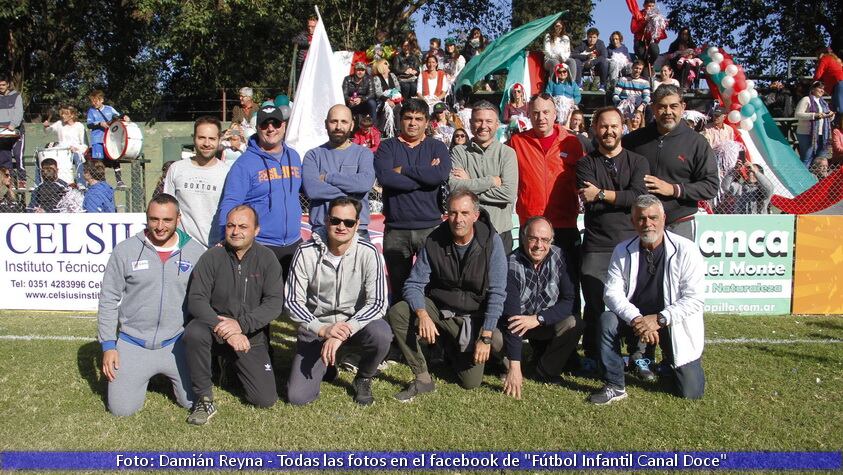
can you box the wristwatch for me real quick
[537,315,545,326]
[597,189,606,201]
[657,313,668,328]
[477,334,493,345]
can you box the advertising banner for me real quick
[792,215,843,315]
[0,213,147,311]
[695,214,795,315]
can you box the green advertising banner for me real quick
[695,215,795,315]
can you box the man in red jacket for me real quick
[627,0,667,73]
[509,93,585,320]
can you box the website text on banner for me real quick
[0,214,147,311]
[695,214,794,315]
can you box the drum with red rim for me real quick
[104,121,143,160]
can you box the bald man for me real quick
[302,105,377,238]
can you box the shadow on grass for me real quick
[76,341,107,408]
[748,344,841,365]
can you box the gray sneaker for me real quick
[395,379,435,402]
[632,358,656,382]
[589,385,628,405]
[352,377,374,406]
[187,396,217,425]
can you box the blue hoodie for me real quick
[218,136,303,247]
[83,181,116,213]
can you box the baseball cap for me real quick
[432,102,448,113]
[712,106,725,116]
[354,61,367,70]
[257,104,287,125]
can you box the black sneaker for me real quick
[187,396,217,425]
[352,377,374,406]
[632,358,656,382]
[535,363,563,384]
[589,385,628,405]
[395,379,435,402]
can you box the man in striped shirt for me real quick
[613,60,652,110]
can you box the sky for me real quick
[412,0,677,51]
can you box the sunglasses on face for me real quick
[259,119,285,130]
[454,134,467,139]
[328,216,357,228]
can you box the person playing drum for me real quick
[42,105,87,188]
[86,89,129,189]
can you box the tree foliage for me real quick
[661,0,842,77]
[511,0,594,43]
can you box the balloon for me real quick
[733,75,746,90]
[721,76,735,89]
[740,118,754,130]
[745,80,755,91]
[741,103,756,117]
[750,97,764,109]
[725,64,739,76]
[713,53,724,63]
[738,90,752,105]
[728,110,742,124]
[706,62,721,75]
[707,46,719,57]
[750,89,758,98]
[750,113,757,122]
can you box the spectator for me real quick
[417,55,450,111]
[86,89,128,188]
[627,0,667,72]
[0,166,23,212]
[82,161,116,213]
[613,60,651,115]
[373,98,451,302]
[573,28,609,91]
[568,109,594,154]
[831,115,843,167]
[429,102,455,145]
[543,19,578,83]
[303,104,376,237]
[343,62,378,125]
[462,28,486,61]
[217,103,302,277]
[625,109,645,135]
[28,158,68,213]
[220,125,245,164]
[503,83,529,125]
[351,114,382,153]
[607,31,632,88]
[292,16,317,79]
[425,38,446,64]
[545,63,582,105]
[701,107,735,149]
[668,28,701,90]
[721,161,773,214]
[42,104,87,188]
[443,38,466,82]
[450,128,469,149]
[763,81,794,118]
[653,64,680,91]
[0,74,25,188]
[371,59,402,137]
[393,40,422,100]
[813,47,843,112]
[811,156,830,179]
[795,81,834,167]
[231,87,257,138]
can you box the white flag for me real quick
[286,7,344,155]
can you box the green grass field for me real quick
[0,311,841,470]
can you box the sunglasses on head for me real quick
[259,119,285,130]
[328,216,357,228]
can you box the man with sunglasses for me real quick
[218,103,302,277]
[576,106,649,375]
[590,194,705,404]
[302,105,375,239]
[286,197,390,406]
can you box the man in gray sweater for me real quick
[285,197,390,406]
[449,101,518,252]
[97,194,206,416]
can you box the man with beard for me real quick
[590,194,705,404]
[577,107,650,375]
[302,105,376,238]
[622,84,718,240]
[164,116,229,248]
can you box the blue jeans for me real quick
[796,133,827,168]
[598,311,705,399]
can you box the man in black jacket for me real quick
[572,28,609,91]
[184,205,285,424]
[342,62,378,124]
[622,84,718,240]
[578,106,651,376]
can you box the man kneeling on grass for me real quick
[500,216,582,399]
[590,194,705,405]
[97,194,205,416]
[285,197,390,406]
[386,190,507,402]
[184,205,285,424]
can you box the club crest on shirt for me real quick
[177,260,193,273]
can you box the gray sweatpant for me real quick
[107,338,193,416]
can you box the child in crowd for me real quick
[352,115,381,153]
[86,90,129,188]
[42,105,88,188]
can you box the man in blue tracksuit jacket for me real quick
[217,104,302,277]
[97,194,206,416]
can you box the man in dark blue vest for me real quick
[386,189,507,402]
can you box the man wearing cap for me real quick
[302,104,376,238]
[449,100,518,251]
[343,62,378,125]
[217,101,302,277]
[701,107,735,150]
[623,84,718,241]
[231,87,257,138]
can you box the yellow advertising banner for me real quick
[792,216,843,314]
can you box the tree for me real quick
[661,0,842,77]
[510,0,594,43]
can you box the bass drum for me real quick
[104,121,143,160]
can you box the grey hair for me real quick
[652,84,683,104]
[447,189,480,212]
[471,100,500,117]
[633,194,664,211]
